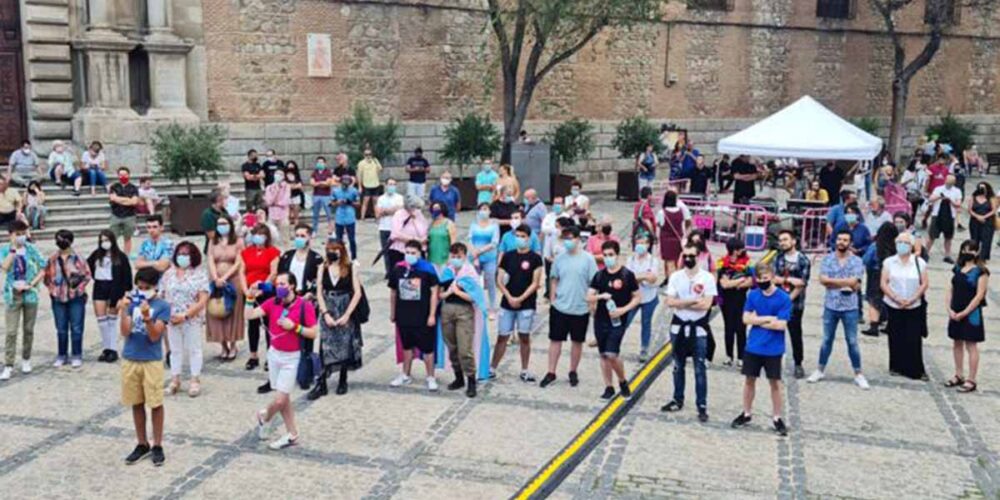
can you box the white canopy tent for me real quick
[717,95,883,161]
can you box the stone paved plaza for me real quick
[1,196,999,499]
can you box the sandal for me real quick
[944,375,965,388]
[957,380,977,393]
[167,379,181,395]
[188,380,201,398]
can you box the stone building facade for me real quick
[6,0,1000,178]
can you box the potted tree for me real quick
[611,116,664,201]
[334,104,401,217]
[150,123,227,236]
[440,113,502,210]
[546,118,595,199]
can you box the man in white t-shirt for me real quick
[660,243,718,422]
[375,178,405,278]
[927,174,963,263]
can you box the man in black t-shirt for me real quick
[109,166,140,254]
[490,188,519,238]
[261,149,285,187]
[818,162,844,207]
[241,149,264,211]
[388,241,440,391]
[689,155,712,196]
[333,151,356,180]
[492,225,544,382]
[731,155,758,205]
[587,240,640,400]
[439,243,479,397]
[405,147,431,200]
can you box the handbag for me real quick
[295,298,323,389]
[206,285,231,319]
[352,286,370,325]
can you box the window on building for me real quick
[925,0,960,25]
[128,46,151,115]
[816,0,854,19]
[687,0,733,11]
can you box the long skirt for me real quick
[205,278,245,343]
[320,291,363,370]
[885,305,926,379]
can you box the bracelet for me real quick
[296,324,303,334]
[245,299,256,306]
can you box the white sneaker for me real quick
[806,370,825,383]
[0,366,11,380]
[20,360,31,374]
[255,410,269,441]
[426,377,439,392]
[52,358,65,368]
[268,433,298,450]
[70,358,82,369]
[390,374,412,387]
[854,374,871,390]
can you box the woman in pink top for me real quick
[586,215,620,270]
[264,171,292,245]
[388,196,429,271]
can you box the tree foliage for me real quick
[151,123,227,198]
[926,113,976,155]
[334,104,402,166]
[850,117,882,136]
[611,116,664,159]
[547,118,595,166]
[440,113,502,178]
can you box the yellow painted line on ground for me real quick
[513,342,674,500]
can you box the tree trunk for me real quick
[888,78,909,163]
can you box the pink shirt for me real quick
[389,209,428,253]
[586,234,620,270]
[264,183,291,222]
[259,297,316,352]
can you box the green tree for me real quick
[334,104,402,166]
[611,116,664,160]
[850,117,881,136]
[440,113,503,178]
[547,118,595,166]
[926,113,976,156]
[150,123,227,197]
[487,0,663,163]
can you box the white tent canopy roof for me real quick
[717,95,883,161]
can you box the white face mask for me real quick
[100,241,112,251]
[510,219,522,229]
[441,178,451,186]
[274,173,285,183]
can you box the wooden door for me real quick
[0,0,25,164]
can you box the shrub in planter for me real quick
[151,123,227,235]
[441,113,502,207]
[334,104,402,167]
[547,118,595,168]
[611,116,665,200]
[925,113,975,156]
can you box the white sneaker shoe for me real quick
[52,358,65,368]
[806,370,825,383]
[20,360,31,374]
[255,410,269,441]
[854,374,871,390]
[70,358,82,369]
[268,433,298,450]
[426,377,439,392]
[0,366,11,380]
[390,374,412,387]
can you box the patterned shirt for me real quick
[159,266,210,324]
[44,252,92,302]
[819,252,864,312]
[0,243,47,305]
[138,237,175,263]
[774,251,811,311]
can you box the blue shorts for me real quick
[498,308,535,336]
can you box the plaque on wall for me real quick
[307,33,332,78]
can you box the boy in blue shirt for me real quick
[731,264,792,436]
[331,175,360,259]
[117,267,171,466]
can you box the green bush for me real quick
[547,118,595,166]
[926,114,976,155]
[850,117,881,136]
[440,113,502,178]
[611,116,664,160]
[151,123,227,197]
[334,104,402,166]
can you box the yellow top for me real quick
[356,158,382,188]
[805,188,829,203]
[0,188,19,214]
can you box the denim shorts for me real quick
[498,308,535,336]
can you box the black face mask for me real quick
[56,239,71,250]
[958,252,978,264]
[682,256,697,269]
[327,252,341,262]
[601,226,612,236]
[757,280,772,290]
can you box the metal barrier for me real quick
[799,207,831,254]
[680,199,777,251]
[655,178,691,194]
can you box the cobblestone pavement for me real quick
[1,196,999,499]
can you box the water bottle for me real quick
[606,300,621,328]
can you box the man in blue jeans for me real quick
[661,243,717,422]
[310,156,335,235]
[808,230,870,389]
[331,175,359,260]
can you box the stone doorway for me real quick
[0,0,25,164]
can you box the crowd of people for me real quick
[0,138,992,465]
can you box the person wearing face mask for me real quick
[586,215,619,270]
[240,225,280,374]
[108,167,140,255]
[927,174,963,263]
[624,233,659,362]
[945,240,989,394]
[389,240,441,391]
[87,230,133,364]
[632,187,657,251]
[247,272,319,450]
[312,240,365,399]
[966,182,996,261]
[264,169,292,246]
[828,204,871,256]
[773,230,811,378]
[541,196,569,288]
[331,175,360,260]
[427,202,457,273]
[679,231,714,273]
[242,149,264,212]
[310,156,336,234]
[200,189,228,253]
[429,171,461,220]
[861,223,899,337]
[0,221,47,380]
[44,229,92,368]
[283,160,305,227]
[879,231,929,380]
[468,202,501,315]
[376,179,406,278]
[892,212,926,259]
[277,224,323,305]
[497,210,542,260]
[730,264,792,436]
[260,149,284,187]
[661,243,718,422]
[718,238,752,367]
[357,147,383,220]
[7,140,41,188]
[441,243,491,397]
[808,230,868,389]
[389,195,429,274]
[47,139,77,189]
[523,189,547,235]
[541,226,598,388]
[587,240,640,400]
[492,227,544,382]
[475,159,499,206]
[566,180,590,212]
[405,147,431,200]
[159,242,210,397]
[490,185,519,238]
[206,214,245,361]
